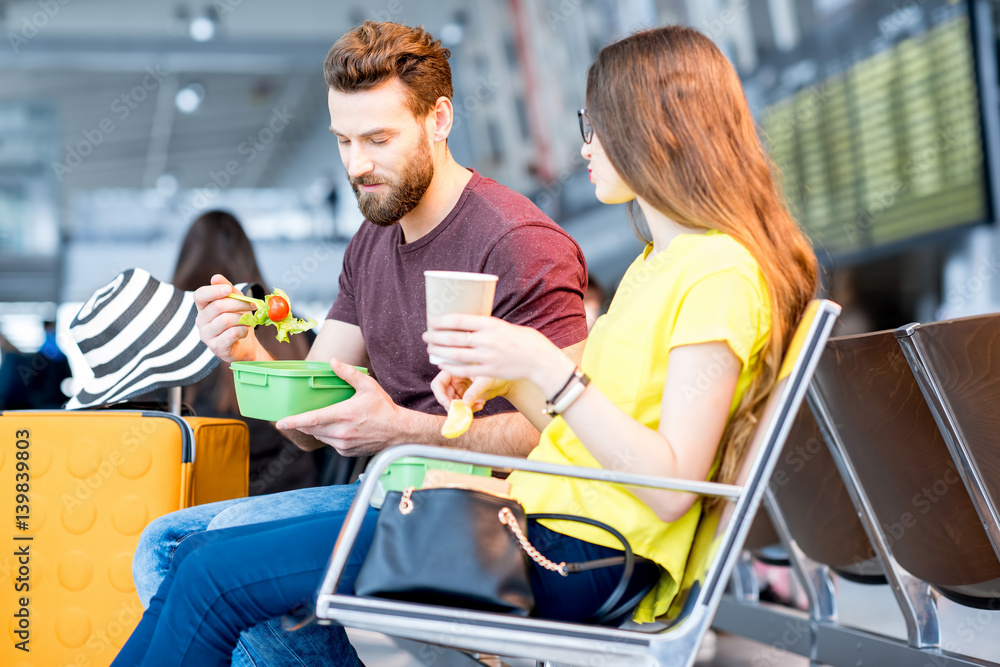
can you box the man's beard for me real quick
[350,140,434,227]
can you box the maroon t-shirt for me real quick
[327,170,588,416]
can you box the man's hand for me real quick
[193,274,269,364]
[275,358,405,457]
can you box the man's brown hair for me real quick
[324,21,453,118]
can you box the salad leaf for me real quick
[228,288,316,342]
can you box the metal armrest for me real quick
[316,443,742,599]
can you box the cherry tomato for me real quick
[267,295,290,321]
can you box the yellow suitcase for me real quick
[1,410,248,667]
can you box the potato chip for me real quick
[441,399,473,439]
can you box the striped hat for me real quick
[65,268,230,409]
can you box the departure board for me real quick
[747,0,989,257]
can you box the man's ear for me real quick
[431,96,453,143]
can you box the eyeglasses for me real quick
[577,109,593,144]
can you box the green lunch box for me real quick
[230,361,369,422]
[380,456,492,492]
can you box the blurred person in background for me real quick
[0,320,71,409]
[0,332,18,355]
[171,209,321,495]
[829,269,875,336]
[584,272,607,331]
[39,319,66,362]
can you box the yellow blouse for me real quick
[508,230,771,622]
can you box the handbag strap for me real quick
[502,510,654,624]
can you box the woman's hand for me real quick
[423,314,576,400]
[430,370,511,411]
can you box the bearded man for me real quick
[131,20,588,666]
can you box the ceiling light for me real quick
[155,173,179,197]
[175,82,205,113]
[188,8,218,42]
[441,10,467,47]
[440,22,464,46]
[189,16,214,41]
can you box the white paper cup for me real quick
[425,270,498,366]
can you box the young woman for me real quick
[112,25,817,666]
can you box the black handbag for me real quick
[353,486,656,623]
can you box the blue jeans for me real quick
[115,512,661,667]
[132,482,361,666]
[114,509,377,667]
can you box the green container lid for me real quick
[380,456,491,492]
[231,361,369,422]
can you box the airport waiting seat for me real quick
[765,405,882,585]
[744,510,783,562]
[721,328,1000,666]
[716,403,884,661]
[811,329,1000,609]
[311,299,840,667]
[791,327,1000,666]
[734,403,881,591]
[896,315,1000,584]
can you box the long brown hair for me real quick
[173,210,311,414]
[173,210,267,293]
[586,26,819,487]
